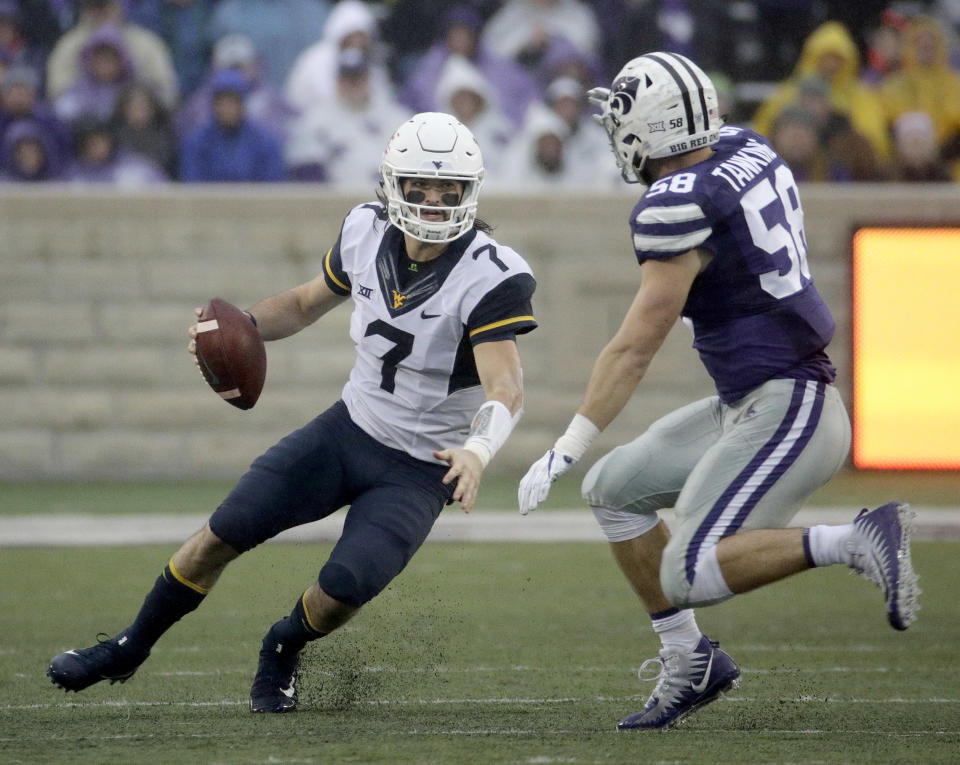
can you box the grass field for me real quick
[2,519,958,764]
[2,467,960,516]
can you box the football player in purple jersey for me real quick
[518,52,920,731]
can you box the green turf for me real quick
[1,468,959,517]
[2,540,956,764]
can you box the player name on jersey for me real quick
[709,132,780,191]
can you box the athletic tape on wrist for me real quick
[553,413,600,462]
[463,400,515,467]
[462,441,492,468]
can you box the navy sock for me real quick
[123,564,206,651]
[264,596,326,656]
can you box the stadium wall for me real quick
[1,184,958,480]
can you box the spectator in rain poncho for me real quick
[878,15,960,180]
[0,118,64,181]
[285,46,408,186]
[284,0,391,116]
[541,75,618,188]
[433,54,513,181]
[180,68,285,182]
[886,110,954,182]
[46,0,178,108]
[399,4,539,128]
[176,33,295,140]
[752,21,891,160]
[0,64,71,157]
[111,80,177,178]
[63,115,167,186]
[53,25,135,124]
[497,102,581,190]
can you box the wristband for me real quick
[463,400,515,467]
[553,413,600,462]
[242,310,257,327]
[462,441,491,469]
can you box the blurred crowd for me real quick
[2,0,960,188]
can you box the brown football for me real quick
[194,297,266,410]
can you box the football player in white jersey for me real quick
[48,113,537,714]
[518,53,919,730]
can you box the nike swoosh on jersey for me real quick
[420,311,441,319]
[690,652,714,694]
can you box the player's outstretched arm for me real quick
[435,339,524,513]
[244,272,348,342]
[518,250,704,515]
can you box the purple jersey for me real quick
[630,126,836,402]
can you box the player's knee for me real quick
[583,454,664,542]
[198,524,237,554]
[660,543,733,608]
[581,450,671,517]
[591,505,660,542]
[317,561,381,608]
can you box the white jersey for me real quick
[323,203,537,463]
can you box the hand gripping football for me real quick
[194,298,266,410]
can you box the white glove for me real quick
[517,414,600,516]
[518,447,577,515]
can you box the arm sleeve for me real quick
[466,273,537,344]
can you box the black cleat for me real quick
[47,634,149,692]
[249,621,300,713]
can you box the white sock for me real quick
[806,523,854,567]
[651,609,701,655]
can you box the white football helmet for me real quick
[588,52,720,183]
[379,112,485,243]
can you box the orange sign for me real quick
[852,227,960,469]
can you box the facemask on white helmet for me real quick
[379,112,485,243]
[587,52,721,184]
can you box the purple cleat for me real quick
[617,635,740,731]
[847,501,921,630]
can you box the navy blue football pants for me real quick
[209,400,454,606]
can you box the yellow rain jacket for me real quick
[752,21,891,160]
[879,15,960,147]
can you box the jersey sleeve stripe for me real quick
[636,203,705,225]
[324,248,351,293]
[469,315,536,338]
[633,227,711,253]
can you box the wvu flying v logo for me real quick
[392,289,407,309]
